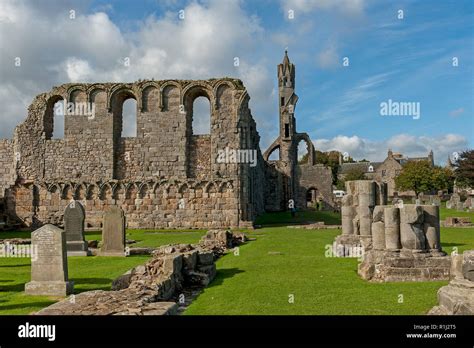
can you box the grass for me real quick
[0,229,205,315]
[84,229,207,247]
[183,223,474,315]
[255,209,341,226]
[439,201,473,221]
[0,209,473,315]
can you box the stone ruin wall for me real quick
[0,140,15,199]
[1,78,265,229]
[296,163,334,210]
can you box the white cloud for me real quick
[281,0,366,16]
[317,45,339,68]
[313,133,469,165]
[0,0,273,139]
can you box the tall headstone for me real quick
[64,201,89,256]
[25,224,73,296]
[100,206,126,256]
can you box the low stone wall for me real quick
[7,180,242,229]
[36,230,246,315]
[429,250,474,315]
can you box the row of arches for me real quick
[44,80,241,140]
[38,180,235,201]
[63,80,238,112]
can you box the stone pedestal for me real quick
[358,250,450,282]
[429,250,474,315]
[25,224,73,296]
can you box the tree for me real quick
[431,166,454,192]
[344,167,367,181]
[395,161,454,196]
[453,150,474,188]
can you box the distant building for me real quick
[338,149,434,197]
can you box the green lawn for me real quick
[0,209,473,315]
[439,201,473,221]
[255,209,341,226]
[84,229,207,247]
[0,229,205,315]
[183,223,474,315]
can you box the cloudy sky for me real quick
[0,0,472,165]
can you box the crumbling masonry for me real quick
[0,52,333,229]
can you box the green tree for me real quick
[395,160,453,196]
[453,150,474,188]
[431,166,454,192]
[344,167,367,181]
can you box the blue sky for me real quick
[1,0,472,164]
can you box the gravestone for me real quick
[100,206,126,256]
[25,224,73,296]
[64,201,89,256]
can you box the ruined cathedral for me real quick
[0,52,333,229]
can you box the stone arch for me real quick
[74,184,86,200]
[138,183,149,199]
[306,187,319,207]
[113,183,125,200]
[86,184,99,200]
[214,81,235,109]
[219,181,234,193]
[61,183,74,200]
[178,183,189,194]
[69,88,87,104]
[89,87,107,109]
[125,183,138,200]
[167,184,177,198]
[67,85,86,101]
[44,95,65,140]
[99,183,113,200]
[265,144,281,161]
[160,81,181,111]
[48,183,60,193]
[110,88,138,179]
[205,182,218,194]
[295,134,315,165]
[141,84,160,112]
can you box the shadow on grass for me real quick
[0,301,56,312]
[207,268,244,289]
[0,283,26,292]
[0,264,29,268]
[441,242,466,247]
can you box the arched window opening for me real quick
[44,96,65,140]
[122,98,137,137]
[52,100,65,139]
[192,96,211,135]
[298,140,310,164]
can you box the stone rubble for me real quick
[36,229,246,315]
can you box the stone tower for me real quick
[277,51,299,199]
[263,50,334,211]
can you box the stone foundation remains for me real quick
[358,204,451,282]
[333,180,387,257]
[429,250,474,315]
[35,230,245,315]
